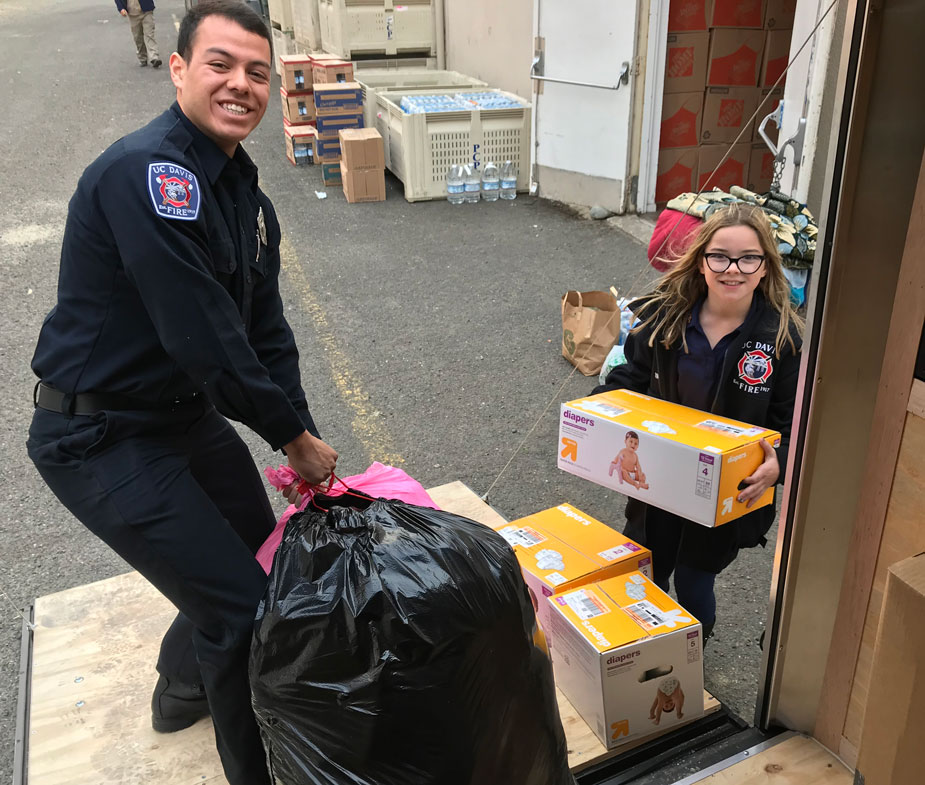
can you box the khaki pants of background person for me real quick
[129,12,159,64]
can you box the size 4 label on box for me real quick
[563,589,609,620]
[695,452,715,499]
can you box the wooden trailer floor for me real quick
[23,482,735,784]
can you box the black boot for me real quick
[151,674,210,733]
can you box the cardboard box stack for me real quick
[313,75,363,187]
[279,54,317,166]
[339,129,386,203]
[658,0,795,203]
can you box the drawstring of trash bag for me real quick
[481,0,839,504]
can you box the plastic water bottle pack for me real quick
[400,94,472,114]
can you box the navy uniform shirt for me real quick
[32,103,318,449]
[677,297,756,412]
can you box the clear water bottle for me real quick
[500,160,517,200]
[463,164,480,203]
[481,161,500,202]
[446,164,465,204]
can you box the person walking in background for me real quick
[116,0,161,68]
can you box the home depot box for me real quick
[752,86,783,143]
[558,389,781,528]
[760,29,791,87]
[283,124,317,166]
[655,147,698,204]
[339,128,385,171]
[321,161,342,187]
[316,135,342,163]
[856,554,925,785]
[702,86,759,143]
[707,29,766,86]
[547,573,704,749]
[660,91,703,148]
[313,82,363,115]
[491,504,653,636]
[710,0,766,28]
[312,58,354,85]
[665,32,709,94]
[315,110,364,137]
[280,88,315,125]
[667,0,711,32]
[340,163,386,203]
[764,0,796,29]
[279,54,314,93]
[747,143,775,192]
[697,143,751,191]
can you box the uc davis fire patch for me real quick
[147,162,201,221]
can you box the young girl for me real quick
[593,204,803,640]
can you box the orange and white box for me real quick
[492,504,652,635]
[546,572,704,749]
[558,389,781,528]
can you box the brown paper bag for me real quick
[561,290,621,376]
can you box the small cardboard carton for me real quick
[856,554,925,785]
[340,163,386,203]
[760,29,791,87]
[697,142,751,192]
[655,146,698,204]
[764,0,796,29]
[752,86,783,144]
[667,0,711,32]
[315,110,365,137]
[312,58,354,85]
[702,86,759,143]
[491,504,653,636]
[316,136,342,163]
[747,143,775,193]
[547,573,704,749]
[339,128,385,171]
[283,124,316,166]
[558,389,781,528]
[707,28,766,86]
[665,32,710,94]
[279,54,314,93]
[280,87,315,125]
[709,0,766,28]
[313,82,363,115]
[660,91,704,148]
[321,161,342,187]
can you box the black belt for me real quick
[34,382,204,416]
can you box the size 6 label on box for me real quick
[563,589,609,620]
[498,525,546,548]
[695,452,715,499]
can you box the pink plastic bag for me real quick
[256,462,439,573]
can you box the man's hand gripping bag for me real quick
[249,492,575,785]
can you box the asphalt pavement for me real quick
[0,0,777,776]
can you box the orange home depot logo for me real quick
[560,437,578,461]
[657,160,694,203]
[718,98,745,128]
[661,107,698,147]
[669,0,706,30]
[667,46,695,78]
[611,720,630,740]
[709,46,757,86]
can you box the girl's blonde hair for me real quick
[636,203,803,355]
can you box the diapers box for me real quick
[547,572,704,749]
[493,504,652,636]
[558,389,781,528]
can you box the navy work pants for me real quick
[27,404,275,785]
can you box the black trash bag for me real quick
[250,491,575,785]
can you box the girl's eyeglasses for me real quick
[703,253,766,274]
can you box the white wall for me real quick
[444,0,534,100]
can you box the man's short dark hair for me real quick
[177,0,272,62]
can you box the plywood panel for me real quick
[27,482,719,784]
[699,735,852,784]
[842,411,925,750]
